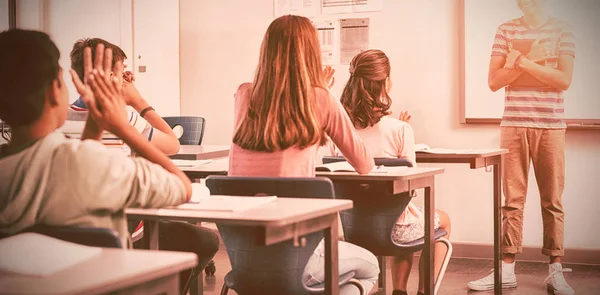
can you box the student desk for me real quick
[176,164,444,294]
[169,145,230,160]
[126,198,352,295]
[0,248,197,295]
[416,148,508,294]
[316,167,444,295]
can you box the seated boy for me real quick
[0,29,218,294]
[65,37,180,156]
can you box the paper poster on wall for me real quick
[321,0,383,14]
[339,18,369,65]
[274,0,319,18]
[313,20,336,65]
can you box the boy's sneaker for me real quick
[544,263,574,295]
[467,261,518,291]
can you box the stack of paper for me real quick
[0,233,102,276]
[173,195,277,212]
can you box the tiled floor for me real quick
[198,248,600,294]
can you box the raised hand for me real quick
[70,43,128,134]
[398,111,412,123]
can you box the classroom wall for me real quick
[8,0,180,116]
[180,0,600,252]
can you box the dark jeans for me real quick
[131,220,220,294]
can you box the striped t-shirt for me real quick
[491,17,576,129]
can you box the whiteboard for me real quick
[463,0,600,121]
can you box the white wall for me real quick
[0,0,8,31]
[180,0,600,250]
[10,0,179,116]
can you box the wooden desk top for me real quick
[415,148,508,168]
[126,198,352,227]
[170,145,230,160]
[316,167,444,181]
[0,249,197,294]
[416,148,508,160]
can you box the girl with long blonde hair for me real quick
[229,15,379,294]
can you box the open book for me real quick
[316,161,407,173]
[0,233,102,276]
[171,159,213,167]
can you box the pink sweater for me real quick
[229,83,375,177]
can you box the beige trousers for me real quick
[500,127,566,257]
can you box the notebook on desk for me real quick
[0,233,102,276]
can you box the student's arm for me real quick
[123,80,180,155]
[320,89,375,174]
[487,25,524,92]
[397,122,417,166]
[488,57,524,92]
[518,24,576,91]
[65,139,189,212]
[88,86,192,201]
[517,56,574,91]
[70,44,192,200]
[80,115,103,141]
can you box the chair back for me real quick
[205,176,334,295]
[0,225,122,248]
[323,157,416,256]
[163,116,206,145]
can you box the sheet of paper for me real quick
[171,159,213,167]
[321,0,353,14]
[352,0,383,12]
[322,0,382,14]
[417,148,476,154]
[173,195,277,212]
[313,20,336,65]
[0,233,102,277]
[414,143,431,151]
[339,18,369,65]
[274,0,319,18]
[189,182,211,203]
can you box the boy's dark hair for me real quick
[70,38,127,82]
[0,29,61,127]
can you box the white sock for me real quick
[502,261,515,274]
[549,262,563,272]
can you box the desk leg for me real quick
[493,163,503,294]
[142,219,159,250]
[324,214,340,295]
[424,184,435,295]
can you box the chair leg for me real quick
[219,284,229,295]
[371,256,386,295]
[434,238,453,295]
[348,278,366,295]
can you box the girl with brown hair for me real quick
[228,15,380,294]
[339,49,452,295]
